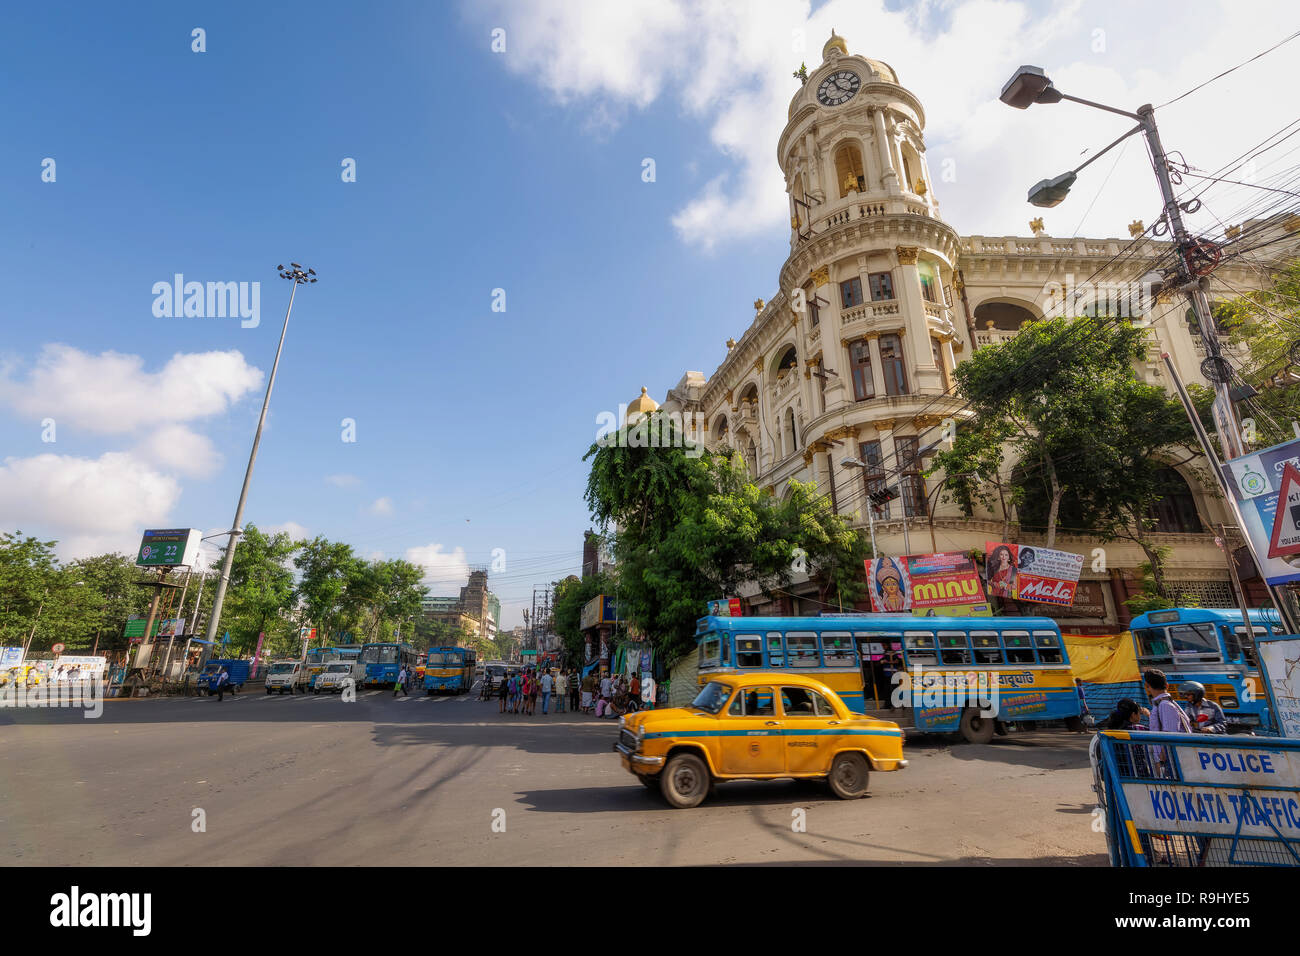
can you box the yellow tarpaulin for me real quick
[1064,632,1141,685]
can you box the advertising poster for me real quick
[1222,438,1300,586]
[984,541,1084,606]
[867,553,989,614]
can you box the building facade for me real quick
[654,32,1298,630]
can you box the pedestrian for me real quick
[1143,668,1193,776]
[498,672,509,713]
[580,672,593,713]
[1182,682,1227,734]
[394,665,409,697]
[554,670,567,713]
[640,673,655,711]
[529,670,540,715]
[628,673,641,713]
[214,666,231,702]
[541,668,553,715]
[570,671,580,712]
[1103,698,1148,730]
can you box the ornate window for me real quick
[834,143,866,197]
[880,333,908,395]
[868,271,894,301]
[840,277,864,308]
[850,339,875,401]
[895,436,925,517]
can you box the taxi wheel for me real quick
[959,709,996,745]
[660,752,710,809]
[828,753,870,799]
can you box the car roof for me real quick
[712,671,836,692]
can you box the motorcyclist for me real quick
[1182,681,1227,734]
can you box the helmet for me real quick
[1182,680,1206,701]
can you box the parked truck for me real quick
[314,660,363,694]
[195,659,250,694]
[265,660,308,694]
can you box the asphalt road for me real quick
[1,685,1109,866]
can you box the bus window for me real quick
[904,632,937,665]
[970,632,1003,664]
[1169,624,1221,663]
[820,632,856,666]
[1133,627,1172,664]
[766,632,785,667]
[735,635,764,667]
[1229,627,1261,667]
[1034,631,1064,664]
[700,637,721,667]
[1001,631,1035,664]
[426,652,446,665]
[785,632,820,667]
[937,631,971,665]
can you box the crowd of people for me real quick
[484,666,657,718]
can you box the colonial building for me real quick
[654,32,1298,631]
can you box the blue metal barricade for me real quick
[1092,729,1300,866]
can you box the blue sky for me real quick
[2,1,1295,626]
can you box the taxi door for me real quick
[720,686,785,775]
[779,685,842,774]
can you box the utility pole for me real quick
[205,263,316,646]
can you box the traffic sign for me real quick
[1267,463,1300,558]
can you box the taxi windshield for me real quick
[691,681,733,714]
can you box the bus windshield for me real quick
[426,653,445,665]
[692,681,732,714]
[361,646,397,664]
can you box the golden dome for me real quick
[627,386,660,416]
[822,30,848,60]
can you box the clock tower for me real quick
[778,29,963,438]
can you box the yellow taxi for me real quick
[615,672,906,808]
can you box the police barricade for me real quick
[1092,729,1300,866]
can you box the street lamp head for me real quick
[999,65,1062,109]
[840,457,864,468]
[1028,171,1077,207]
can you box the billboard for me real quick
[984,541,1083,606]
[579,595,619,630]
[136,528,202,568]
[866,552,989,614]
[1221,438,1300,587]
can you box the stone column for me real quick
[804,131,823,199]
[754,357,774,470]
[871,108,899,194]
[895,245,940,391]
[865,331,884,399]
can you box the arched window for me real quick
[775,346,798,377]
[1147,468,1203,533]
[879,333,907,395]
[834,143,866,197]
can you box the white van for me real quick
[265,660,307,694]
[314,661,362,694]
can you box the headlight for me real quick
[619,716,626,729]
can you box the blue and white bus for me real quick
[424,646,477,694]
[696,613,1080,743]
[360,642,416,689]
[1128,607,1282,733]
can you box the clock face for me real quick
[817,70,860,106]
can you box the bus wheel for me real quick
[828,753,870,799]
[660,752,710,809]
[1064,716,1084,733]
[960,709,996,744]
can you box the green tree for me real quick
[553,572,611,665]
[219,524,300,656]
[1217,260,1300,447]
[584,412,869,664]
[294,537,361,642]
[931,317,1199,591]
[0,532,59,648]
[66,553,152,654]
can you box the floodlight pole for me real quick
[204,265,315,646]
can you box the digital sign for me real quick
[136,528,202,568]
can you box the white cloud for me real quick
[265,521,309,541]
[133,424,223,477]
[325,473,361,488]
[405,542,470,589]
[0,451,180,557]
[367,496,394,516]
[0,344,262,434]
[472,0,1300,246]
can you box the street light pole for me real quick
[204,263,316,646]
[999,67,1244,457]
